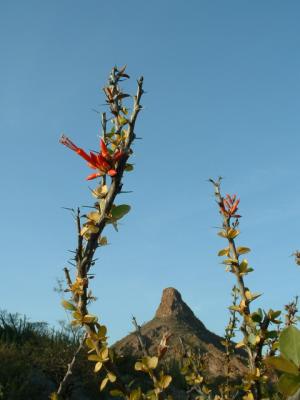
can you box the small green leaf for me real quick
[100,377,109,391]
[222,258,238,265]
[218,248,229,257]
[218,230,227,238]
[97,325,107,339]
[98,236,108,246]
[110,389,124,397]
[227,228,240,239]
[237,246,251,255]
[251,312,262,323]
[130,388,141,400]
[111,205,131,220]
[269,310,281,320]
[94,362,103,373]
[134,361,143,371]
[108,372,116,383]
[99,347,109,362]
[85,338,95,349]
[61,300,76,311]
[267,330,279,339]
[72,311,82,320]
[125,163,134,171]
[83,314,97,324]
[159,375,172,389]
[88,354,101,362]
[146,356,158,369]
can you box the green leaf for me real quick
[222,258,238,265]
[130,388,141,400]
[248,333,259,346]
[85,338,95,349]
[218,248,229,257]
[108,372,117,382]
[245,291,262,302]
[237,246,251,255]
[239,259,248,271]
[218,230,227,238]
[158,375,172,389]
[100,377,109,391]
[83,314,97,324]
[267,330,279,339]
[265,356,299,375]
[87,211,101,223]
[278,373,300,396]
[280,326,300,367]
[229,305,240,312]
[145,356,158,370]
[98,236,108,246]
[110,389,124,397]
[72,311,82,320]
[92,184,108,199]
[99,347,109,361]
[61,300,76,311]
[94,362,103,373]
[227,228,240,239]
[125,163,134,172]
[97,325,107,339]
[251,312,262,323]
[88,354,101,362]
[134,361,143,371]
[111,205,131,220]
[269,310,281,320]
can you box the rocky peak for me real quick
[155,287,196,321]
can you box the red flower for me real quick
[60,135,123,180]
[220,194,241,218]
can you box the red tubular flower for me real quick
[220,194,241,218]
[60,135,123,180]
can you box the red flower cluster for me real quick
[220,194,241,218]
[60,135,123,180]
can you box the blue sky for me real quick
[1,1,300,343]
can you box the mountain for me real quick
[113,287,246,379]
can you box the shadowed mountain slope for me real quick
[113,288,246,378]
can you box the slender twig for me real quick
[57,333,87,396]
[132,316,148,356]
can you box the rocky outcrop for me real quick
[113,287,246,378]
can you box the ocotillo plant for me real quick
[210,178,282,400]
[54,66,172,400]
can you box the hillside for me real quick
[114,287,246,379]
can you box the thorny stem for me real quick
[224,286,239,395]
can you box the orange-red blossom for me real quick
[220,194,241,218]
[60,135,123,180]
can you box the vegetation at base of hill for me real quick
[0,310,100,399]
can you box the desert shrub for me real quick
[0,311,100,399]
